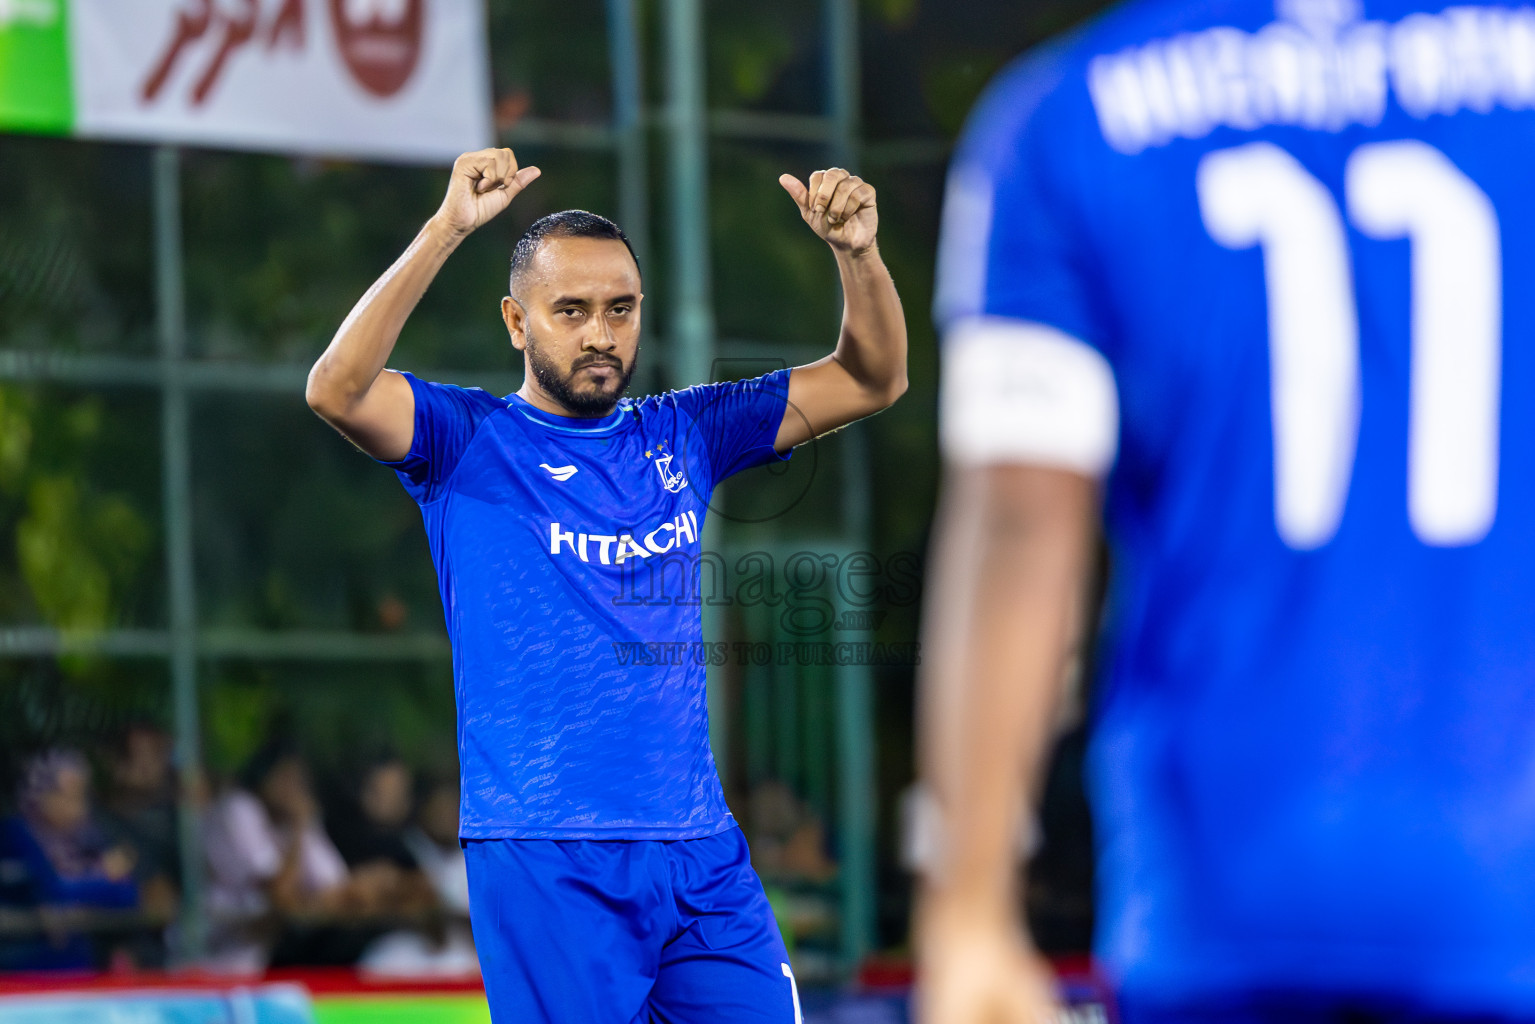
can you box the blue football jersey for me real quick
[386,370,790,840]
[938,0,1535,1010]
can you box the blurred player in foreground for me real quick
[304,149,904,1021]
[917,0,1535,1019]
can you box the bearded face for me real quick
[503,234,644,418]
[524,321,637,417]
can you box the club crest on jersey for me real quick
[646,442,689,493]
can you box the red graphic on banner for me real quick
[189,0,258,104]
[268,0,306,49]
[141,0,214,103]
[329,0,423,98]
[140,0,404,108]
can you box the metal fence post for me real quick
[153,145,204,963]
[824,0,877,969]
[662,0,731,776]
[662,0,713,390]
[605,0,654,384]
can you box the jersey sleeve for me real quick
[382,372,501,504]
[934,47,1120,477]
[673,369,792,487]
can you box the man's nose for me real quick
[584,318,619,351]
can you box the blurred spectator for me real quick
[98,724,181,911]
[746,779,836,884]
[331,755,436,915]
[402,780,469,914]
[358,779,478,978]
[739,780,837,971]
[201,741,378,973]
[332,756,420,873]
[0,749,138,970]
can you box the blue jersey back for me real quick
[940,0,1535,1009]
[387,370,789,840]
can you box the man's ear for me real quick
[501,295,527,352]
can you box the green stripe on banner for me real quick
[313,994,492,1024]
[0,0,73,134]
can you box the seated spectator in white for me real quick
[201,742,358,973]
[0,749,138,970]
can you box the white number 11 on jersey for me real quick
[1197,139,1502,550]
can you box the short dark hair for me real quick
[509,210,640,294]
[239,736,303,793]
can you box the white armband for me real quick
[939,317,1120,476]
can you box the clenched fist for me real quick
[915,900,1063,1024]
[434,148,541,238]
[779,168,879,256]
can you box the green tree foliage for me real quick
[0,387,155,641]
[18,475,147,632]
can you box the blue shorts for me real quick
[464,827,801,1024]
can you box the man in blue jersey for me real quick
[917,0,1535,1021]
[305,148,906,1021]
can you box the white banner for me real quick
[69,0,491,163]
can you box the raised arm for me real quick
[774,169,908,451]
[305,149,540,461]
[915,463,1098,1024]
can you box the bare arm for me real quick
[265,827,312,914]
[914,462,1098,1024]
[263,790,341,915]
[305,149,540,461]
[775,170,908,451]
